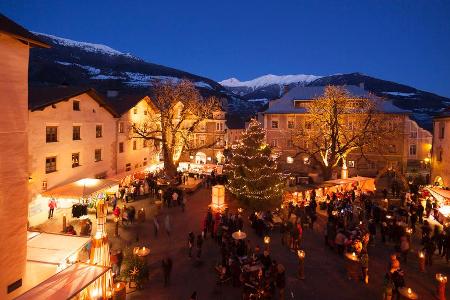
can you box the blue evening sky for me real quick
[1,0,449,97]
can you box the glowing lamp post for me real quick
[211,185,225,212]
[264,235,271,251]
[436,273,448,300]
[297,250,305,280]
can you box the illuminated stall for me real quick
[427,187,450,224]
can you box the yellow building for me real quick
[432,110,450,187]
[262,85,432,180]
[0,14,49,299]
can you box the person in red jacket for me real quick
[48,198,57,219]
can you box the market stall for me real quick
[347,176,376,192]
[426,187,450,224]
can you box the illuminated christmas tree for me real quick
[226,119,284,210]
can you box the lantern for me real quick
[211,185,225,211]
[264,236,271,244]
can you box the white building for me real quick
[27,87,118,226]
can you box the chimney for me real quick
[107,90,119,98]
[359,82,365,90]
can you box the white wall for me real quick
[28,93,117,226]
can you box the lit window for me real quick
[134,108,138,114]
[45,156,57,173]
[96,125,102,138]
[287,156,294,164]
[133,140,137,150]
[409,144,417,156]
[72,153,80,168]
[118,122,124,133]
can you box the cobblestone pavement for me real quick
[37,188,449,300]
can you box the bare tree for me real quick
[292,85,398,180]
[131,79,220,178]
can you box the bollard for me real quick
[297,250,305,280]
[418,251,425,273]
[62,214,67,232]
[436,273,447,300]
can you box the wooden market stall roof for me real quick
[15,263,110,300]
[427,187,450,202]
[42,178,118,198]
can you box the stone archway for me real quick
[374,166,409,191]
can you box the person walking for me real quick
[153,215,160,237]
[188,232,195,258]
[165,214,171,236]
[196,233,203,259]
[48,198,57,219]
[162,257,173,286]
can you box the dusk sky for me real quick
[1,0,450,96]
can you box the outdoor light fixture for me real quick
[287,156,293,164]
[264,236,270,244]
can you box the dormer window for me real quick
[73,100,80,111]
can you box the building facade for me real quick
[27,88,118,225]
[0,14,49,299]
[262,86,432,180]
[431,111,450,187]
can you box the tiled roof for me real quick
[104,93,150,115]
[29,86,118,117]
[0,13,49,48]
[264,85,410,114]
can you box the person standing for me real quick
[196,233,203,259]
[162,257,173,286]
[417,202,424,224]
[275,264,286,300]
[172,191,179,207]
[48,198,57,219]
[188,232,195,258]
[165,214,171,236]
[400,235,410,264]
[153,215,160,237]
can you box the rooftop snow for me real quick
[219,74,322,89]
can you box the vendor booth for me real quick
[426,187,450,224]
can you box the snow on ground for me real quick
[219,74,322,89]
[122,73,212,89]
[34,32,134,57]
[91,74,125,80]
[382,91,416,97]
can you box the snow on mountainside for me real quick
[34,32,135,58]
[29,32,226,98]
[220,74,321,89]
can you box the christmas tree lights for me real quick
[225,119,285,209]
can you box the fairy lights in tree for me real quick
[225,119,284,210]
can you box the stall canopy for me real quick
[27,232,90,265]
[42,178,118,199]
[15,263,110,300]
[427,187,450,203]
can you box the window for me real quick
[144,110,147,115]
[409,144,417,156]
[118,122,124,133]
[305,121,312,130]
[388,144,397,153]
[410,131,417,138]
[133,108,138,114]
[94,149,102,162]
[287,120,294,129]
[143,157,147,166]
[95,172,107,179]
[73,126,81,140]
[216,122,224,131]
[438,149,443,162]
[45,156,57,173]
[348,160,355,168]
[439,122,445,139]
[46,126,58,143]
[72,153,80,168]
[143,140,148,148]
[73,100,80,111]
[271,139,278,147]
[125,163,131,171]
[96,125,102,138]
[271,121,279,129]
[119,142,124,153]
[287,139,293,148]
[133,140,137,150]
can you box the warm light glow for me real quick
[94,232,103,240]
[407,288,412,294]
[297,250,305,258]
[352,252,356,257]
[264,236,270,244]
[419,251,425,258]
[424,157,430,163]
[76,178,100,187]
[211,185,225,211]
[287,156,294,164]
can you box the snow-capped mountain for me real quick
[29,32,226,96]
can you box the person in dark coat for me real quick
[162,257,173,286]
